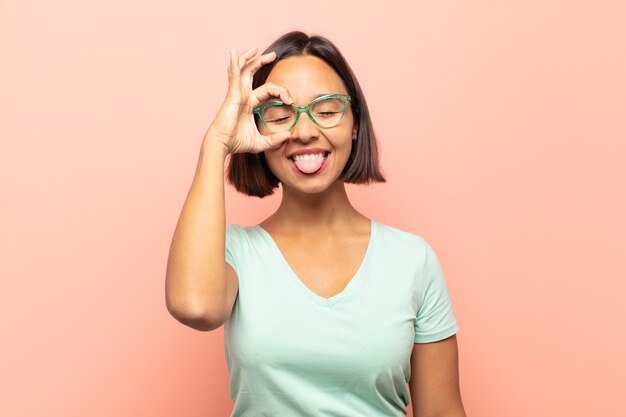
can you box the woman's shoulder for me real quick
[226,222,263,231]
[226,223,248,236]
[225,222,265,244]
[373,219,429,250]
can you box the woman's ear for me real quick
[352,127,357,141]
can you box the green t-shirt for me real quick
[224,219,459,417]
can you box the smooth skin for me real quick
[165,46,466,417]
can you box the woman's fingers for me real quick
[258,130,292,152]
[241,51,277,78]
[228,47,260,81]
[228,49,240,79]
[239,47,258,68]
[230,47,274,78]
[228,48,276,95]
[251,82,292,106]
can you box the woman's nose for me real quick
[290,112,319,142]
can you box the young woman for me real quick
[165,31,466,417]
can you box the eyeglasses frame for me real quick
[253,93,352,134]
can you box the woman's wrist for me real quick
[201,134,230,160]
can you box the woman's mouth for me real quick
[288,151,330,175]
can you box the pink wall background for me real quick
[2,1,624,416]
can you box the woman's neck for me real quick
[262,181,367,234]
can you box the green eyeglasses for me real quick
[253,93,351,134]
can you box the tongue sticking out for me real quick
[293,155,325,174]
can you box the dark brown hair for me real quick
[227,31,386,198]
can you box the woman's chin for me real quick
[280,177,343,196]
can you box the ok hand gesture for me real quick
[205,47,293,155]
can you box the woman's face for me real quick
[260,55,355,195]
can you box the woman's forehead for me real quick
[266,55,347,95]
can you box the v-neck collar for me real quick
[254,219,378,308]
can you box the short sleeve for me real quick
[414,241,459,343]
[225,224,242,276]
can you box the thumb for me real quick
[258,131,292,151]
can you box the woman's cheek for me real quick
[263,151,283,178]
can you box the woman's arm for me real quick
[164,48,292,331]
[409,334,467,417]
[165,140,236,331]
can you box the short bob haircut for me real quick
[227,31,386,198]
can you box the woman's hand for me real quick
[204,47,293,155]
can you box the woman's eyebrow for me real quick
[310,92,339,99]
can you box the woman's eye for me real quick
[269,117,290,124]
[317,112,338,117]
